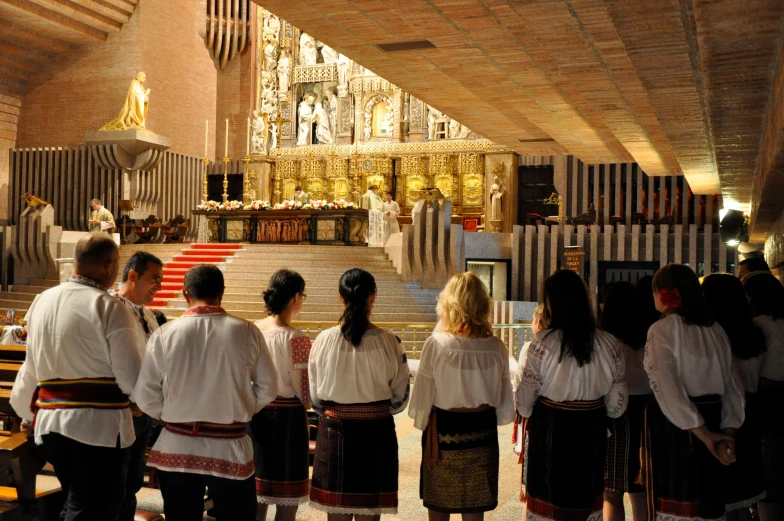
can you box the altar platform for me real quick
[193,208,369,245]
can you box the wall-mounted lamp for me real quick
[719,209,748,246]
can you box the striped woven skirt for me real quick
[522,397,606,521]
[642,395,725,521]
[420,406,498,513]
[605,394,649,493]
[249,397,310,505]
[309,401,398,515]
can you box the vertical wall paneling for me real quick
[570,156,579,217]
[689,224,698,272]
[647,175,655,221]
[602,164,610,225]
[581,161,589,215]
[625,164,632,226]
[704,224,712,275]
[593,164,600,215]
[614,164,621,219]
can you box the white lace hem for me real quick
[257,495,309,506]
[309,502,397,515]
[726,491,767,511]
[655,513,725,521]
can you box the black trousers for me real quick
[119,414,153,521]
[158,470,256,521]
[41,433,131,521]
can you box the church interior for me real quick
[0,0,783,519]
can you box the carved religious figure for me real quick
[426,105,442,140]
[336,54,352,95]
[325,88,338,139]
[490,175,505,222]
[382,109,394,138]
[263,39,278,72]
[269,122,279,149]
[449,118,461,139]
[251,110,266,154]
[299,33,318,66]
[277,50,291,91]
[297,92,316,145]
[100,71,150,131]
[314,100,333,144]
[320,43,339,64]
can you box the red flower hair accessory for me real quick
[659,288,682,309]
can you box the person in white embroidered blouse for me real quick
[515,270,627,521]
[702,274,768,520]
[512,304,546,456]
[252,269,312,520]
[599,281,651,521]
[382,191,400,244]
[744,271,784,521]
[643,264,744,521]
[11,233,146,521]
[409,272,513,519]
[308,268,410,519]
[132,265,278,521]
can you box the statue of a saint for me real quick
[277,50,291,91]
[490,175,505,222]
[299,33,317,66]
[426,105,442,140]
[263,39,278,72]
[314,100,333,144]
[100,71,150,131]
[269,122,279,149]
[325,89,338,139]
[336,53,352,95]
[448,118,461,139]
[382,109,394,137]
[320,44,339,64]
[297,93,315,145]
[251,110,266,154]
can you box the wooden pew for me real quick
[0,432,62,520]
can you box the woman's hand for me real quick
[690,425,736,465]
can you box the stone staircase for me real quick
[0,275,60,320]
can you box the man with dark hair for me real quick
[133,264,278,521]
[292,185,309,204]
[738,255,770,280]
[88,198,116,234]
[11,233,145,520]
[111,251,164,521]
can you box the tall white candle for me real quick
[224,119,229,158]
[246,116,250,156]
[204,120,209,158]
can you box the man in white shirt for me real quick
[111,251,164,521]
[11,233,146,521]
[133,265,278,521]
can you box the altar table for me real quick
[193,209,370,245]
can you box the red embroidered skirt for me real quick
[642,395,725,521]
[605,394,649,493]
[420,406,498,513]
[250,397,310,505]
[309,401,398,515]
[523,397,605,521]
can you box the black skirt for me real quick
[605,394,649,493]
[523,397,606,521]
[759,378,784,502]
[249,397,310,505]
[309,402,398,515]
[643,395,725,521]
[420,407,499,513]
[724,392,766,510]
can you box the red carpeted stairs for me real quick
[148,243,243,308]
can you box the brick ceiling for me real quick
[0,0,137,96]
[255,0,784,234]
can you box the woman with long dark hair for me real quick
[516,270,628,521]
[409,272,514,521]
[642,264,744,521]
[601,281,651,521]
[251,269,311,521]
[702,273,767,521]
[308,268,410,521]
[744,272,784,521]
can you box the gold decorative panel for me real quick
[430,154,456,199]
[293,63,337,83]
[334,178,349,200]
[462,174,484,206]
[283,180,297,200]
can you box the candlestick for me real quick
[204,120,209,158]
[201,158,211,202]
[242,155,251,205]
[224,119,229,158]
[246,116,251,156]
[222,156,230,204]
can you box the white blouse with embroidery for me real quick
[734,355,763,394]
[257,325,312,408]
[620,342,651,395]
[644,314,745,430]
[308,327,410,414]
[408,332,515,431]
[754,315,784,381]
[515,328,627,419]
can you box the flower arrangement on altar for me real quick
[273,200,303,210]
[197,200,221,211]
[220,200,244,211]
[244,200,271,211]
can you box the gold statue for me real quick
[100,72,150,131]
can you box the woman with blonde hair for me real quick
[409,272,514,521]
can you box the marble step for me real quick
[27,279,60,288]
[217,293,437,306]
[9,285,58,294]
[220,270,403,282]
[0,299,32,311]
[0,292,37,303]
[227,256,393,267]
[165,299,435,314]
[222,287,438,299]
[160,308,437,323]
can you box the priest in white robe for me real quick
[133,265,278,521]
[359,185,383,211]
[382,191,400,244]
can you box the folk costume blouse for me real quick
[257,324,312,408]
[408,332,515,430]
[754,316,784,382]
[644,314,745,430]
[620,341,651,395]
[133,306,278,479]
[308,327,410,414]
[516,328,628,419]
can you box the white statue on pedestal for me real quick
[490,175,505,222]
[264,39,278,72]
[382,110,394,138]
[337,54,352,95]
[269,122,279,149]
[299,33,317,65]
[297,93,315,145]
[448,118,461,139]
[277,50,291,91]
[325,89,338,139]
[427,105,442,140]
[314,100,333,144]
[251,110,266,154]
[320,43,339,64]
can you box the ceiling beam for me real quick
[0,18,74,55]
[1,0,109,42]
[26,0,123,32]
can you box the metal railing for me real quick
[292,320,533,359]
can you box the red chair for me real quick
[527,213,545,226]
[462,217,480,232]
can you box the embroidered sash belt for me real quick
[266,396,305,408]
[164,421,248,439]
[323,401,390,421]
[424,404,492,470]
[30,377,130,426]
[539,396,604,411]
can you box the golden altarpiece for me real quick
[244,8,504,224]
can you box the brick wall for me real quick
[0,94,21,222]
[215,44,255,160]
[15,0,218,159]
